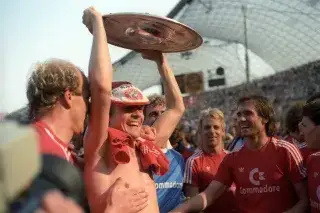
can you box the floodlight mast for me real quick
[242,4,250,84]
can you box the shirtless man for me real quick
[82,7,185,213]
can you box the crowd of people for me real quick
[3,6,320,213]
[179,59,320,148]
[184,60,320,120]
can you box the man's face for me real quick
[230,112,241,137]
[200,116,225,153]
[70,71,90,134]
[144,104,166,126]
[236,101,265,137]
[109,105,145,138]
[299,116,320,149]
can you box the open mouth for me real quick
[127,121,140,127]
[240,124,250,130]
[207,136,217,140]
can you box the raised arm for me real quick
[82,7,112,162]
[141,51,185,147]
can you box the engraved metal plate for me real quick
[102,13,203,53]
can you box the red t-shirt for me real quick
[184,149,237,213]
[214,137,307,213]
[307,151,320,213]
[297,142,318,165]
[33,120,75,164]
[284,135,317,165]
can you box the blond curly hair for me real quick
[26,59,83,119]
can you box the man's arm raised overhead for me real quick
[141,51,185,148]
[82,7,112,162]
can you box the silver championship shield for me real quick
[102,13,203,52]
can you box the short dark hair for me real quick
[237,95,276,136]
[302,100,320,126]
[285,102,305,133]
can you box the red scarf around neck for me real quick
[108,127,169,176]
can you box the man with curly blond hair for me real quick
[27,58,90,164]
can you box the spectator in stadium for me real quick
[83,7,185,213]
[171,95,308,213]
[284,102,305,144]
[144,95,185,213]
[224,133,234,147]
[189,129,198,148]
[283,102,313,163]
[169,124,194,161]
[299,100,320,213]
[227,110,244,152]
[274,119,282,136]
[183,108,236,213]
[181,60,320,129]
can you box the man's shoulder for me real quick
[185,150,203,167]
[306,151,320,172]
[187,149,204,160]
[308,151,320,163]
[270,137,301,154]
[32,124,53,145]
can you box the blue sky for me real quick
[1,0,179,113]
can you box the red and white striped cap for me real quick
[111,81,149,105]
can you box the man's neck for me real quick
[245,132,269,150]
[161,140,173,153]
[40,111,73,144]
[205,143,224,155]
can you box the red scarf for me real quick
[108,127,169,176]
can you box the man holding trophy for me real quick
[1,5,202,213]
[82,5,202,213]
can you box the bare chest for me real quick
[109,148,159,213]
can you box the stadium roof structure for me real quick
[112,0,320,90]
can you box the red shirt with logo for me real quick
[307,151,320,213]
[184,149,236,213]
[33,120,75,164]
[214,137,306,213]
